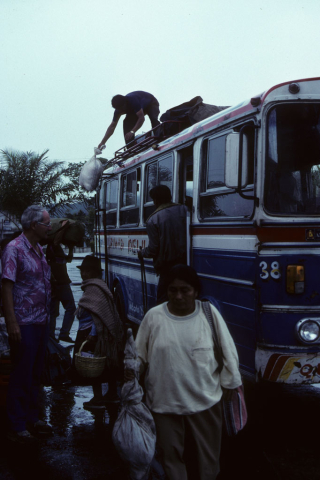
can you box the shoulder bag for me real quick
[202,301,248,436]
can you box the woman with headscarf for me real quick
[74,255,124,408]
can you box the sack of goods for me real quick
[112,329,156,480]
[79,147,109,192]
[46,218,85,247]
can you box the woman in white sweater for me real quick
[134,265,242,480]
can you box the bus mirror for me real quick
[225,133,249,189]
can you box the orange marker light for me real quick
[286,265,305,294]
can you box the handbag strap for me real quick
[202,301,224,373]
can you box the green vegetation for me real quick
[0,149,92,225]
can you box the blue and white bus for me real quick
[95,77,320,384]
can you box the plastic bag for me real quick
[79,147,106,192]
[112,329,156,480]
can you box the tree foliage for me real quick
[0,149,93,222]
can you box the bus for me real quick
[95,77,320,385]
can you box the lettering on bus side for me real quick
[107,237,124,250]
[128,239,146,255]
[259,261,281,280]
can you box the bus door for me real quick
[178,145,194,265]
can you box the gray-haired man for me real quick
[1,205,53,442]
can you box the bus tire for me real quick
[114,283,127,326]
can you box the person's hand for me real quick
[124,368,136,382]
[98,143,105,150]
[7,323,21,343]
[138,248,143,260]
[124,131,135,142]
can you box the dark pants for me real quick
[153,402,222,480]
[123,100,160,143]
[7,323,49,432]
[50,283,76,338]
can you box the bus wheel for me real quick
[114,284,127,326]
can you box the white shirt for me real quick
[135,300,242,415]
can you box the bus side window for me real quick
[144,155,173,222]
[120,168,140,226]
[106,179,118,227]
[199,128,255,220]
[97,181,107,229]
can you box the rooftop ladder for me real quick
[102,120,188,171]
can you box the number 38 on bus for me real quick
[95,77,320,385]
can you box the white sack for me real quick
[79,147,106,192]
[112,329,156,480]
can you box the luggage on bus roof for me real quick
[160,96,229,130]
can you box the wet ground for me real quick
[1,257,320,479]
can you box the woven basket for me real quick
[75,341,106,378]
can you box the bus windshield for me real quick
[265,104,320,215]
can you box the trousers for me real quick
[50,283,76,337]
[7,323,49,432]
[123,100,160,142]
[152,402,222,480]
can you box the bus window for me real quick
[106,179,118,226]
[200,130,254,220]
[99,181,106,209]
[120,168,140,226]
[144,155,173,220]
[178,145,194,209]
[158,156,173,192]
[265,104,320,215]
[207,135,225,189]
[122,171,136,207]
[146,162,157,203]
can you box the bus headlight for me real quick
[297,319,320,343]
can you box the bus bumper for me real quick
[255,346,320,384]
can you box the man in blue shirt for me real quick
[98,91,160,146]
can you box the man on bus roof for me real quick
[98,91,160,147]
[138,185,188,304]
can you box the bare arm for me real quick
[1,279,21,342]
[124,109,145,142]
[98,120,118,148]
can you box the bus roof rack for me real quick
[104,120,189,169]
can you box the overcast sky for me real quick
[1,0,320,164]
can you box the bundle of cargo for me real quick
[45,218,85,247]
[158,96,229,137]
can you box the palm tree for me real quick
[0,149,91,223]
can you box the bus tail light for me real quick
[286,265,305,294]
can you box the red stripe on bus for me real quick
[263,354,291,381]
[192,226,318,243]
[98,226,319,243]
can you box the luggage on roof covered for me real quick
[159,96,229,136]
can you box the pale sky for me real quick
[1,0,320,164]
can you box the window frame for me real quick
[119,167,141,226]
[199,127,255,221]
[143,153,174,223]
[104,177,119,228]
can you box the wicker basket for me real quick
[75,341,106,378]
